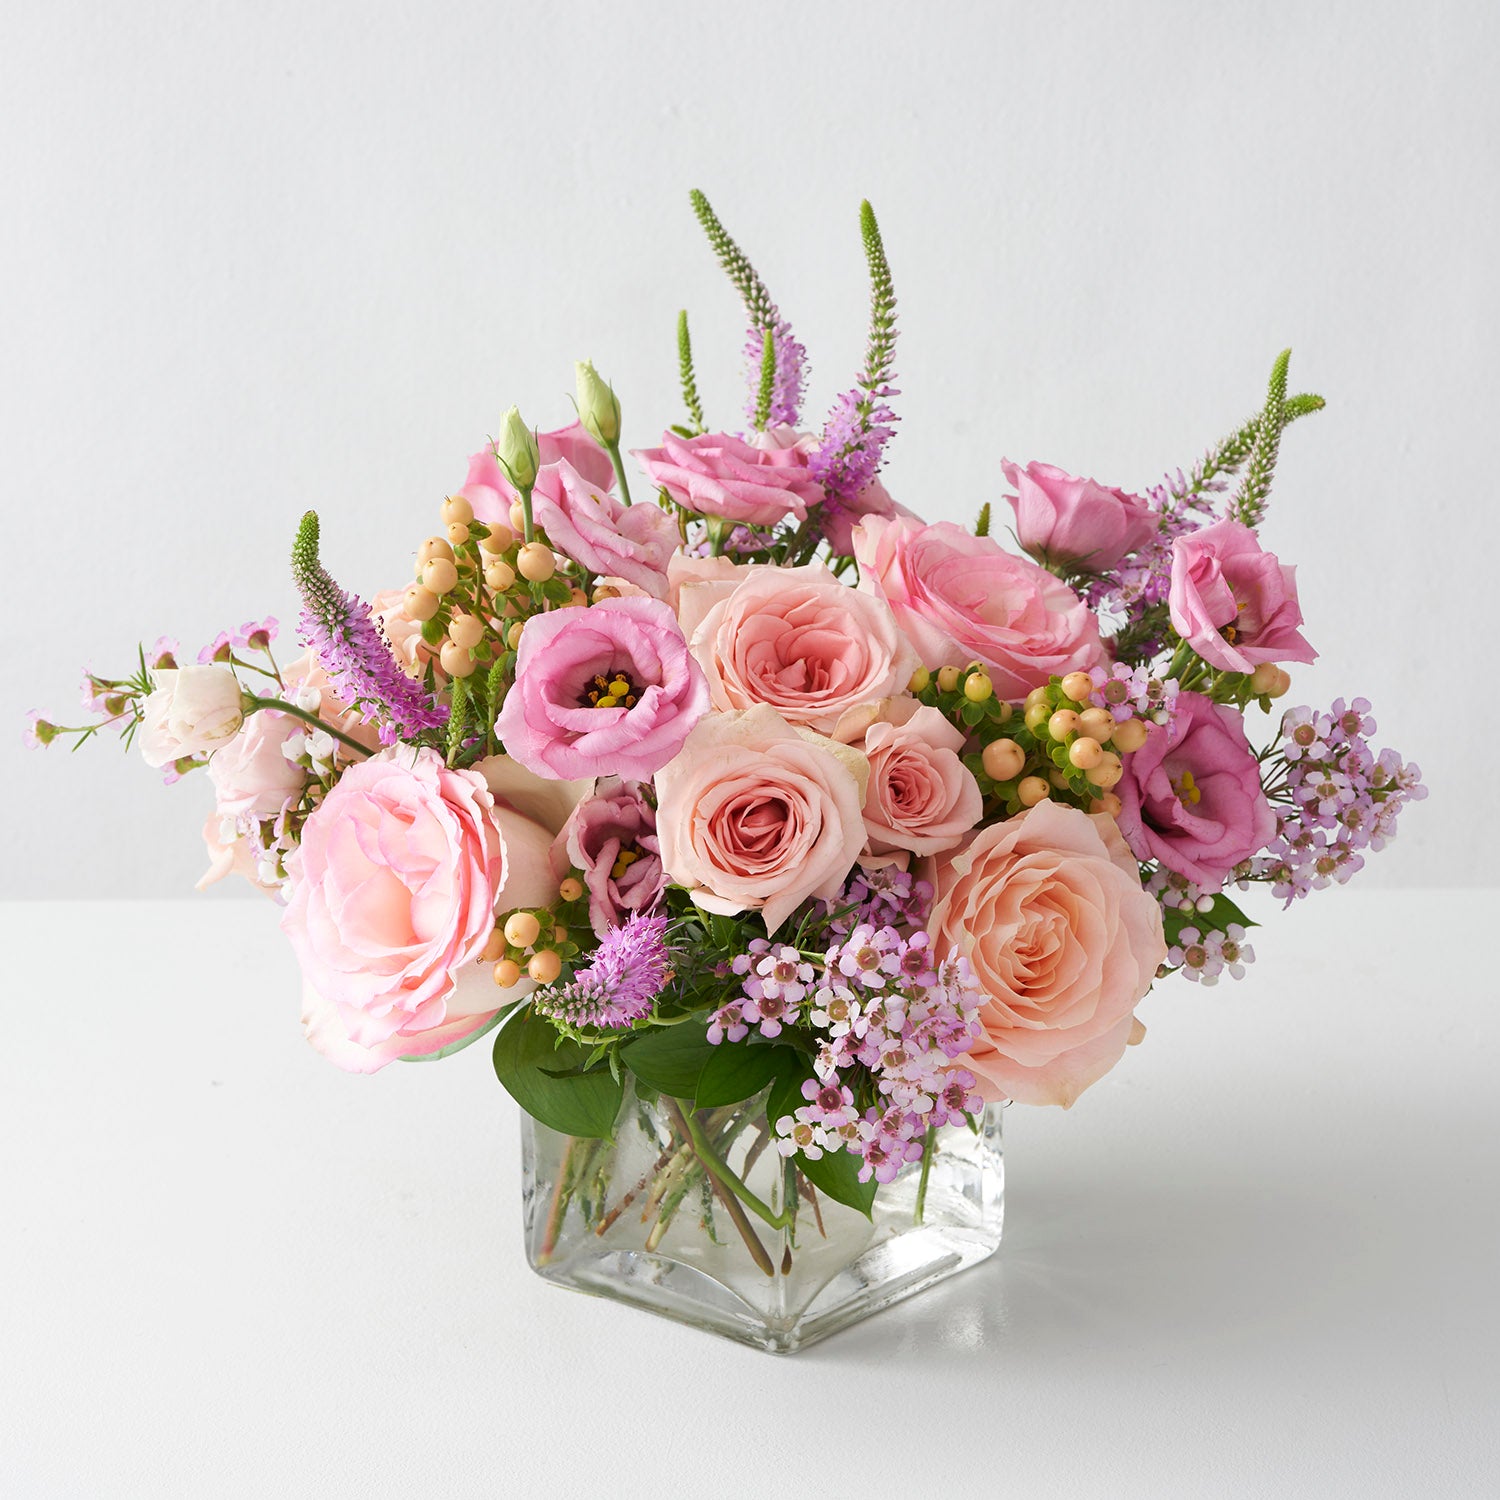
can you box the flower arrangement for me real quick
[30,193,1424,1342]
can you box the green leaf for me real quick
[492,1010,623,1139]
[694,1042,799,1110]
[619,1016,717,1098]
[766,1055,816,1130]
[797,1145,877,1219]
[1162,891,1257,948]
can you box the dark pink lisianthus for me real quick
[1000,460,1156,572]
[459,421,616,526]
[549,777,665,937]
[1114,690,1277,887]
[495,597,710,782]
[1168,519,1317,673]
[853,515,1107,697]
[531,459,678,599]
[632,430,824,528]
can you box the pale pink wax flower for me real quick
[1114,689,1277,887]
[1168,519,1317,673]
[282,747,505,1070]
[655,704,870,933]
[457,421,617,526]
[139,664,245,767]
[198,812,280,896]
[853,699,983,857]
[531,459,678,599]
[685,562,921,737]
[288,752,586,1073]
[495,597,710,782]
[929,801,1166,1108]
[632,430,824,527]
[549,776,665,937]
[1000,459,1156,571]
[854,515,1107,697]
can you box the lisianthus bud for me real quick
[494,406,540,490]
[575,360,621,445]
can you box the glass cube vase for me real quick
[520,1082,1004,1353]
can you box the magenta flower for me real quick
[530,459,678,599]
[531,912,673,1032]
[1001,459,1156,572]
[1168,519,1317,674]
[632,430,824,528]
[495,597,710,782]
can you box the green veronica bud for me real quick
[494,406,540,490]
[575,360,622,445]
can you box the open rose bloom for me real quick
[35,195,1423,1346]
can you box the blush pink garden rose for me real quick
[1168,519,1317,673]
[549,777,665,937]
[289,751,588,1073]
[632,430,824,528]
[530,459,678,599]
[1000,459,1156,572]
[848,699,983,856]
[139,664,244,767]
[1114,690,1277,887]
[457,421,617,527]
[853,516,1107,698]
[930,801,1166,1108]
[682,562,921,737]
[655,704,870,933]
[496,597,711,782]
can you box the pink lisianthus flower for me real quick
[632,430,824,528]
[1167,519,1317,673]
[655,704,870,933]
[1114,689,1277,887]
[495,597,711,782]
[682,562,920,737]
[1000,460,1156,572]
[458,421,616,527]
[929,802,1165,1108]
[549,776,665,937]
[853,515,1107,697]
[530,459,678,599]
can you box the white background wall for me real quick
[3,0,1493,899]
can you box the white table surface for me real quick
[2,891,1494,1499]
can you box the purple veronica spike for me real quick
[744,316,807,431]
[290,511,447,747]
[533,913,673,1032]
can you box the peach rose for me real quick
[851,699,982,856]
[655,704,869,933]
[684,563,920,736]
[930,801,1165,1107]
[370,588,441,679]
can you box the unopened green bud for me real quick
[575,360,621,445]
[494,406,540,490]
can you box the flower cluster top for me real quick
[31,194,1423,1212]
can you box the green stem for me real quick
[604,440,633,506]
[243,696,372,758]
[666,1098,792,1233]
[913,1124,937,1226]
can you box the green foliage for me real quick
[1231,349,1291,525]
[797,1143,877,1219]
[492,1009,624,1139]
[676,309,706,434]
[618,1014,718,1098]
[1161,891,1257,954]
[445,674,469,764]
[689,188,777,332]
[974,501,991,538]
[695,1042,799,1110]
[1192,387,1325,497]
[858,199,898,391]
[753,327,777,431]
[766,1058,816,1132]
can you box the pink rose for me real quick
[930,801,1166,1107]
[549,777,664,937]
[531,459,678,599]
[854,516,1107,697]
[684,562,921,737]
[495,597,710,782]
[656,704,870,932]
[1168,519,1317,673]
[458,421,617,527]
[853,699,982,856]
[632,430,824,528]
[1114,690,1277,887]
[1000,460,1156,571]
[821,476,922,559]
[282,747,505,1071]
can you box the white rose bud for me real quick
[575,360,621,445]
[494,405,540,490]
[138,664,245,767]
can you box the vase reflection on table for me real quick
[521,1081,1005,1353]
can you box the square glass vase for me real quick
[520,1082,1004,1353]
